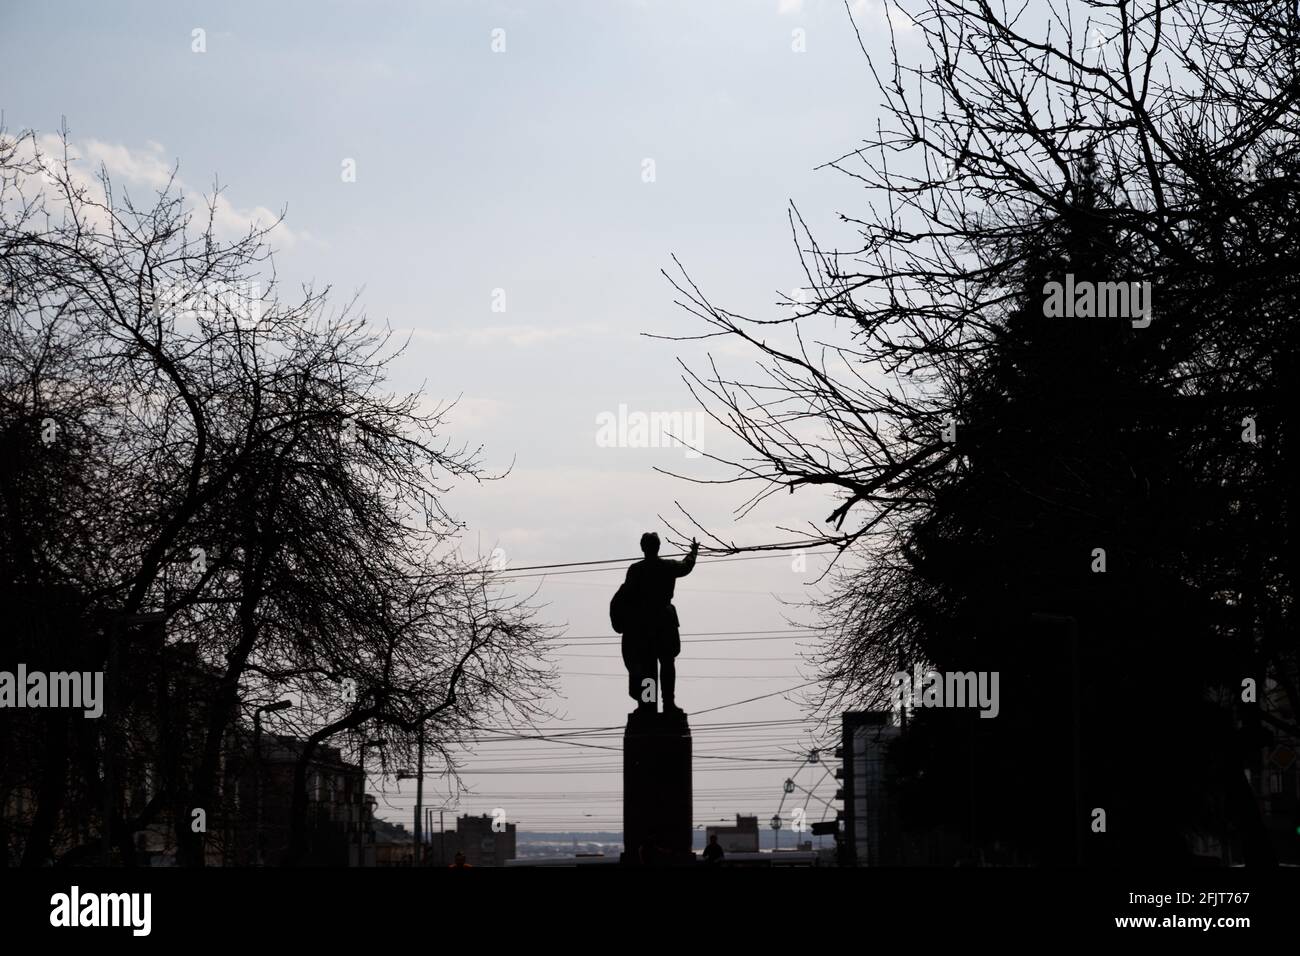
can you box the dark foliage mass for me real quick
[668,1,1299,864]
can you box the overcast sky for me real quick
[1,0,921,838]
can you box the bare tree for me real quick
[1,127,554,865]
[661,1,1300,863]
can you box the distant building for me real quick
[2,635,237,867]
[840,711,902,866]
[373,819,415,866]
[1245,679,1299,865]
[705,814,759,853]
[226,733,373,866]
[427,813,517,866]
[127,725,376,867]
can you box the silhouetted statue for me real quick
[614,532,698,713]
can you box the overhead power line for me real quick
[553,635,819,646]
[487,538,836,576]
[494,547,838,580]
[553,628,817,640]
[567,672,800,679]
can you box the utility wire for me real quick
[487,538,835,575]
[495,548,836,580]
[551,627,816,640]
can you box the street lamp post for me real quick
[356,737,382,867]
[253,700,293,865]
[414,723,425,864]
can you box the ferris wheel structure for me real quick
[769,746,839,852]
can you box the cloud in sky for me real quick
[19,133,301,246]
[443,395,509,429]
[778,0,915,35]
[400,323,608,348]
[852,0,917,30]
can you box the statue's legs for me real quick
[657,625,682,710]
[659,654,676,707]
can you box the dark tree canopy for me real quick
[666,0,1300,864]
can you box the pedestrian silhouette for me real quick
[615,532,698,713]
[702,833,725,864]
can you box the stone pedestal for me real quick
[622,707,693,865]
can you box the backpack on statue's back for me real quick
[610,581,631,634]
